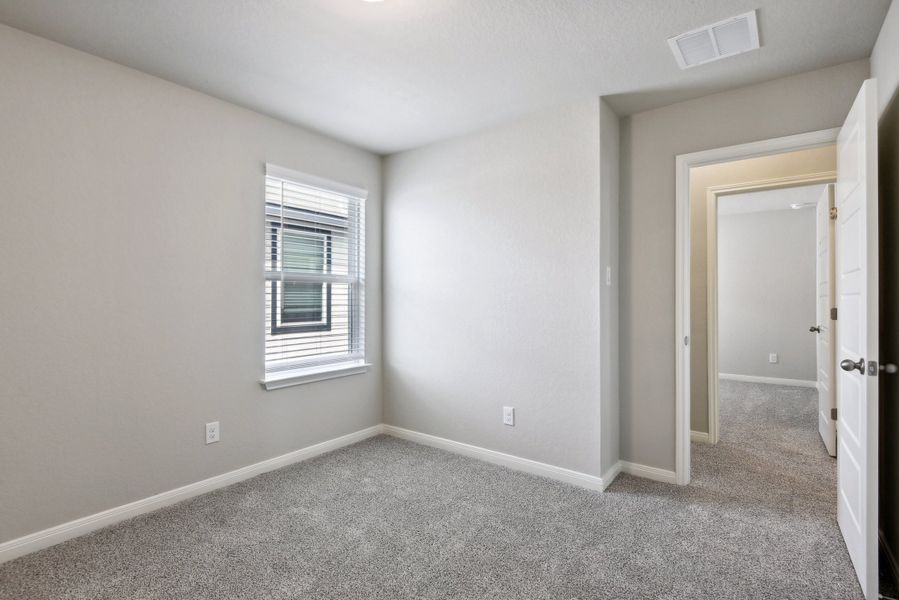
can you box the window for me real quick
[270,227,331,334]
[263,164,367,389]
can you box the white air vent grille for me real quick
[668,10,760,69]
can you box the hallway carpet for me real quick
[0,381,861,599]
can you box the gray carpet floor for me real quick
[0,381,861,599]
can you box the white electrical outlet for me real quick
[503,406,515,426]
[206,421,220,444]
[769,353,778,364]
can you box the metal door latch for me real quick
[840,357,866,374]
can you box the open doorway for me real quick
[685,150,839,509]
[679,141,856,594]
[674,129,842,488]
[717,180,834,450]
[704,180,838,443]
[676,151,842,584]
[690,147,836,447]
[710,182,833,451]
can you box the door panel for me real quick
[835,78,878,599]
[817,184,836,456]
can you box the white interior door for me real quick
[816,184,837,457]
[835,78,879,599]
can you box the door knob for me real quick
[840,357,866,374]
[809,325,821,333]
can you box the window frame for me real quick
[268,221,333,335]
[262,164,369,389]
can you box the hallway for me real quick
[608,379,861,598]
[692,379,837,510]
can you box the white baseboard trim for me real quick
[2,425,674,563]
[690,430,710,443]
[719,373,817,388]
[0,424,383,565]
[599,460,622,491]
[382,425,607,492]
[619,461,678,485]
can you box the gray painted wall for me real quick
[619,59,869,471]
[717,209,817,381]
[872,0,899,118]
[383,100,610,477]
[0,24,383,543]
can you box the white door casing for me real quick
[835,78,878,599]
[816,184,837,457]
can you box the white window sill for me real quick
[261,362,371,391]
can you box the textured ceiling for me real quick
[719,184,828,215]
[0,0,889,153]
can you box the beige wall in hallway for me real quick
[689,146,836,434]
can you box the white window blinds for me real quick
[264,164,366,379]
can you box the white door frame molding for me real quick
[816,184,838,457]
[674,127,839,485]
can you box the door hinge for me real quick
[831,408,837,421]
[830,206,838,220]
[830,307,838,321]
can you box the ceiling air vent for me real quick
[668,10,760,69]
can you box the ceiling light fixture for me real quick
[668,10,760,69]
